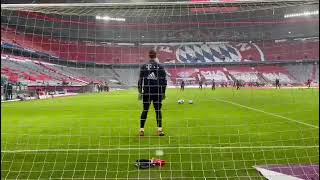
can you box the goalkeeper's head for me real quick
[149,49,157,59]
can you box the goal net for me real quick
[1,1,319,179]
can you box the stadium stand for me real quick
[226,66,260,83]
[255,65,296,84]
[165,65,304,87]
[2,50,316,88]
[1,22,319,89]
[54,66,114,83]
[1,54,91,86]
[1,25,319,64]
[261,40,319,61]
[285,64,314,83]
[167,67,230,85]
[112,68,140,86]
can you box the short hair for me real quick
[149,49,157,59]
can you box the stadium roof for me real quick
[2,1,318,17]
[1,0,318,42]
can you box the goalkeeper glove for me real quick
[135,159,154,169]
[135,159,166,169]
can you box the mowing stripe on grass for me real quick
[212,98,319,129]
[2,145,318,153]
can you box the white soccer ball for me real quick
[189,100,193,104]
[177,99,185,104]
[155,150,164,156]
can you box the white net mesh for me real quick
[1,1,319,179]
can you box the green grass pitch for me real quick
[1,88,319,179]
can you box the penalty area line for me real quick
[212,98,319,129]
[1,145,318,153]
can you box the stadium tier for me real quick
[1,25,319,64]
[2,23,319,87]
[1,54,95,86]
[2,52,318,87]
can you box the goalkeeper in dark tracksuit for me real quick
[138,49,167,136]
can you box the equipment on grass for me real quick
[177,99,185,104]
[157,130,165,136]
[139,130,144,136]
[189,100,193,104]
[135,159,166,169]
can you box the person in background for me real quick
[212,79,216,90]
[4,83,8,100]
[199,79,203,89]
[180,80,185,91]
[7,83,13,100]
[306,79,312,88]
[105,82,110,92]
[275,78,280,89]
[236,80,241,90]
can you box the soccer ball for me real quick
[177,99,185,104]
[188,100,193,104]
[155,150,164,156]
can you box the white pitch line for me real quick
[212,98,319,129]
[1,145,318,153]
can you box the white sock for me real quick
[158,127,163,131]
[140,128,144,132]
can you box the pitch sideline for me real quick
[212,97,319,129]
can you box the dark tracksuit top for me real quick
[138,59,167,99]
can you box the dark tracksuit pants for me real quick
[140,92,163,128]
